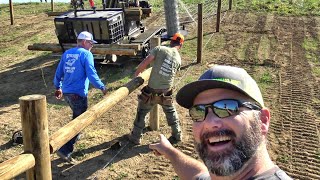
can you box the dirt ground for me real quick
[0,8,320,180]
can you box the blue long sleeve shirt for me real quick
[54,47,105,97]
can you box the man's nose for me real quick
[203,108,223,129]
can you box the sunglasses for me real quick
[86,40,93,46]
[189,99,262,122]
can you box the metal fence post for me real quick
[197,3,203,64]
[216,0,222,32]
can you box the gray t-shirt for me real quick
[196,166,292,180]
[148,46,181,89]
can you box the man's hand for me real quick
[134,71,141,77]
[149,134,175,159]
[55,89,63,99]
[101,87,107,95]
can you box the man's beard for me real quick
[195,119,263,176]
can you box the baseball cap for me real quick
[77,31,97,43]
[176,65,264,109]
[171,33,184,44]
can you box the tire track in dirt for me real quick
[272,16,320,180]
[244,13,267,65]
[177,116,197,158]
[304,16,320,122]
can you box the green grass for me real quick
[277,154,290,163]
[0,3,70,17]
[257,35,271,61]
[2,0,319,18]
[316,148,320,160]
[182,75,196,85]
[48,103,65,110]
[119,76,131,84]
[256,70,274,93]
[312,67,320,77]
[235,0,320,15]
[302,37,320,77]
[259,72,273,84]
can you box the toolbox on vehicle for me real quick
[54,10,125,44]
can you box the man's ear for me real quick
[80,40,85,46]
[260,108,270,134]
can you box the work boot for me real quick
[127,134,141,145]
[56,151,78,165]
[128,127,143,145]
[168,132,182,144]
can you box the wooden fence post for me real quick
[197,3,203,64]
[216,0,221,32]
[51,0,54,12]
[149,37,161,131]
[19,95,52,180]
[9,0,14,25]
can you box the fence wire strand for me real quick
[174,0,229,91]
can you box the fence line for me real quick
[174,0,231,90]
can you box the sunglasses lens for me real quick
[213,100,239,118]
[189,105,206,122]
[189,100,240,121]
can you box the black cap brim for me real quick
[176,80,253,109]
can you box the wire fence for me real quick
[178,0,230,27]
[173,0,230,90]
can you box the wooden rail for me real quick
[0,154,35,180]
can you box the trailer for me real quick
[28,0,166,64]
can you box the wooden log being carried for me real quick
[28,43,140,56]
[49,68,152,153]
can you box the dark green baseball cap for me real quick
[176,65,264,109]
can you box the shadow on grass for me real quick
[0,53,139,108]
[51,134,152,179]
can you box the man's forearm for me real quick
[167,147,208,180]
[135,55,155,76]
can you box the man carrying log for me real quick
[53,31,107,164]
[128,33,185,145]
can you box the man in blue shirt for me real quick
[53,31,107,164]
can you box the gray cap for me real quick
[176,65,264,109]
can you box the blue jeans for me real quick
[58,93,88,158]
